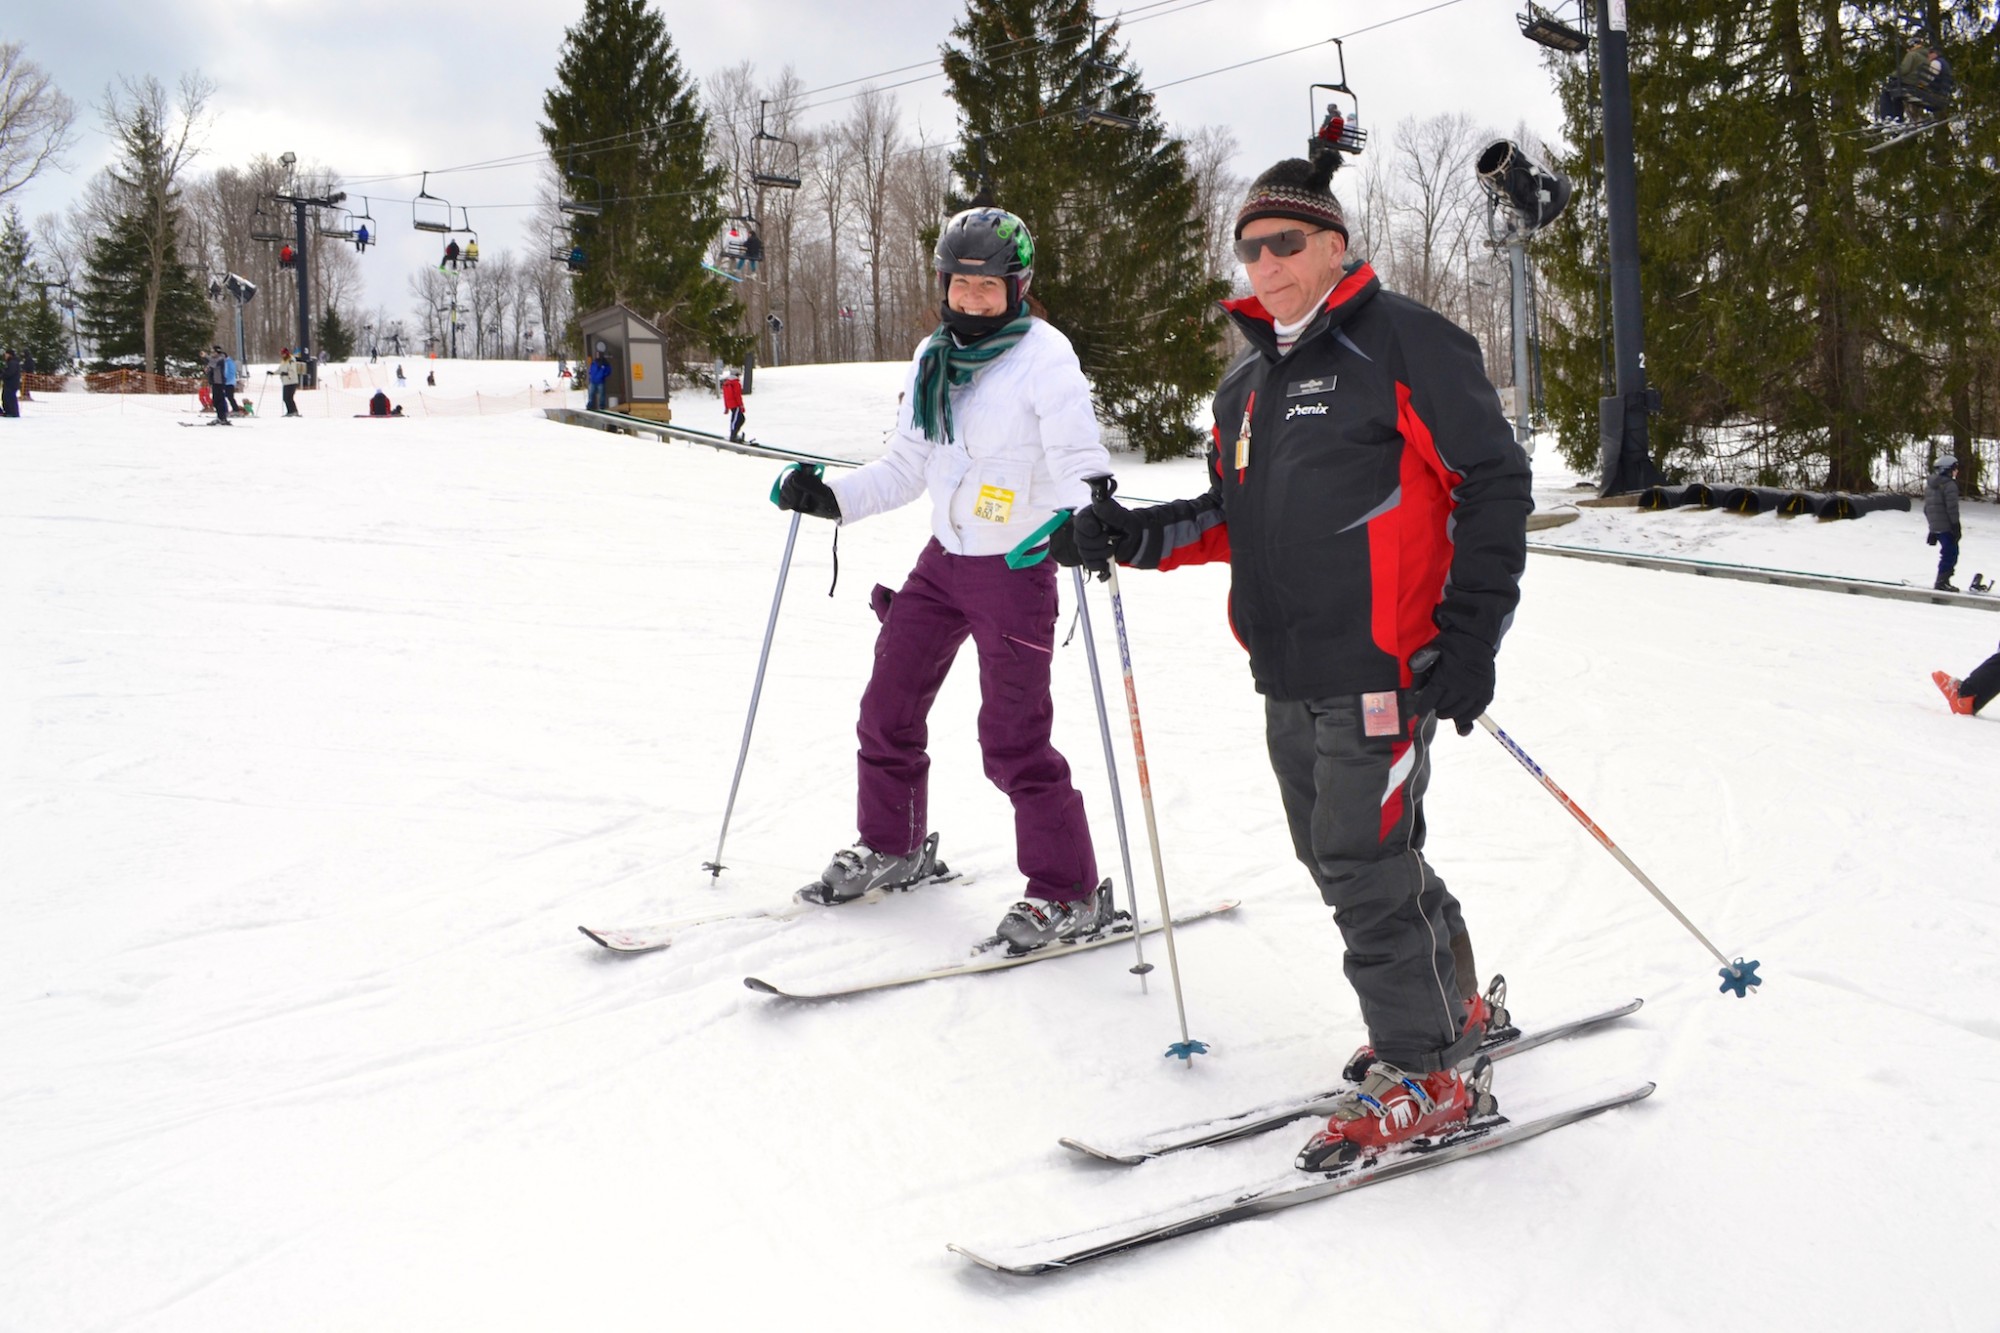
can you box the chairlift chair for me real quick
[251,204,287,243]
[1076,13,1140,131]
[1307,40,1368,158]
[318,208,357,242]
[558,162,606,217]
[456,208,480,267]
[413,172,453,233]
[351,198,376,252]
[749,101,803,190]
[549,223,586,272]
[1517,3,1590,52]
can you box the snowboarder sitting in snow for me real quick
[1935,640,2000,716]
[369,390,392,417]
[1925,455,1963,591]
[774,204,1111,954]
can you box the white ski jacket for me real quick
[826,318,1110,558]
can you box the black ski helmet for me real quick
[934,206,1035,307]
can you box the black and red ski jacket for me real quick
[1126,262,1531,701]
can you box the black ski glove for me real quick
[776,464,841,521]
[1047,513,1109,580]
[1952,523,1963,540]
[1410,631,1498,736]
[1928,531,1940,546]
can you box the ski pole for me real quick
[1070,563,1153,991]
[1088,478,1208,1063]
[703,468,816,879]
[1004,514,1153,989]
[1475,711,1761,997]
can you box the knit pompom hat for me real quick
[1235,152,1348,241]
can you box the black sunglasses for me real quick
[1233,228,1322,263]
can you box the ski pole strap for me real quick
[769,462,825,507]
[1005,509,1072,569]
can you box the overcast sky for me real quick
[8,0,1570,326]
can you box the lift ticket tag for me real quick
[1361,691,1400,737]
[973,484,1016,523]
[1233,405,1253,472]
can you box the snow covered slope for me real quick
[2,362,1995,1330]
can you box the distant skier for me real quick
[1,349,19,417]
[774,205,1109,952]
[277,348,303,416]
[355,223,370,252]
[1925,455,1962,591]
[464,239,479,267]
[204,346,231,425]
[721,370,745,441]
[441,239,460,270]
[396,364,406,387]
[1934,641,2000,715]
[221,349,241,417]
[586,345,611,411]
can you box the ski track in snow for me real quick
[3,364,1997,1330]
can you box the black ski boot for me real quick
[798,832,948,906]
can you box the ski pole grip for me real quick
[1087,474,1118,505]
[769,462,825,507]
[1005,508,1073,569]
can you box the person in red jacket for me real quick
[1057,152,1532,1172]
[721,371,745,441]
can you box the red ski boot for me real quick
[1933,671,1976,715]
[1296,1056,1494,1172]
[1340,976,1515,1083]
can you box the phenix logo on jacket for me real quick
[1117,262,1532,702]
[826,319,1111,558]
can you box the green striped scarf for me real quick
[910,306,1034,443]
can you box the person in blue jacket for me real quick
[586,345,612,410]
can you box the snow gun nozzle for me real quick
[1718,958,1762,998]
[1164,1039,1210,1064]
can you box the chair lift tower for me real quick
[1476,139,1570,456]
[269,151,347,386]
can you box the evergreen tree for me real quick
[1537,2,1999,491]
[942,0,1227,460]
[0,206,73,370]
[317,306,356,362]
[77,205,213,375]
[539,0,746,369]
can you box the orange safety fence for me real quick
[84,369,203,395]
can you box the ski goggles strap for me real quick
[1004,508,1072,569]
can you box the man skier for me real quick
[1058,151,1532,1170]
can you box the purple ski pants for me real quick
[856,539,1098,902]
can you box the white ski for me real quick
[742,900,1240,1000]
[950,1082,1656,1274]
[1058,997,1643,1163]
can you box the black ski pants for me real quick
[1962,651,2000,714]
[1265,694,1481,1073]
